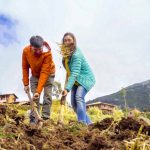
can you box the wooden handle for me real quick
[26,91,42,121]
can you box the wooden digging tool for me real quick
[57,73,68,125]
[57,95,66,125]
[27,91,43,128]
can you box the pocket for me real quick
[48,75,55,84]
[50,76,55,83]
[50,74,55,78]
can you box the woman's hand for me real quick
[62,89,68,96]
[60,89,68,105]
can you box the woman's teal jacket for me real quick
[65,48,96,92]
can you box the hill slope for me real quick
[87,80,150,111]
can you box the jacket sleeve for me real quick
[36,52,55,94]
[65,55,82,91]
[22,49,29,86]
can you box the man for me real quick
[22,35,55,122]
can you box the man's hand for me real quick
[62,89,68,96]
[33,93,40,100]
[24,85,29,93]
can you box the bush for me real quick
[87,106,102,116]
[112,108,124,121]
[87,106,111,122]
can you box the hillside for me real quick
[87,80,150,111]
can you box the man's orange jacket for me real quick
[22,44,55,94]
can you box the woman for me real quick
[61,32,96,125]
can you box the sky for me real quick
[0,0,150,102]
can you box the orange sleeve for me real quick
[36,52,55,94]
[22,49,29,86]
[49,51,55,75]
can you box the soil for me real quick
[0,105,149,150]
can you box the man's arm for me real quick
[36,52,55,94]
[22,49,30,86]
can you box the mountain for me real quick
[87,80,150,111]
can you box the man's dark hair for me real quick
[30,35,44,48]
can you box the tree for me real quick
[120,87,128,117]
[52,81,62,99]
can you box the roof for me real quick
[0,94,18,99]
[86,102,117,107]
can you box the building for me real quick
[86,102,117,114]
[0,94,18,103]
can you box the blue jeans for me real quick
[71,85,92,125]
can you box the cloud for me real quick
[0,14,18,46]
